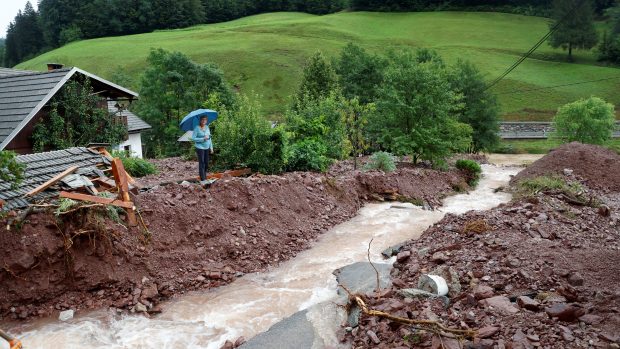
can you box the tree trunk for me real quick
[568,42,573,62]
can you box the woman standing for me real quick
[192,116,214,185]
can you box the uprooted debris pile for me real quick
[0,160,466,322]
[343,145,620,349]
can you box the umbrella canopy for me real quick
[179,109,218,132]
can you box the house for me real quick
[0,64,151,157]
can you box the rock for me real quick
[221,340,234,349]
[477,326,500,339]
[545,303,585,322]
[526,334,540,342]
[234,336,246,347]
[347,303,362,328]
[563,168,574,176]
[399,288,437,299]
[12,253,36,271]
[480,296,519,315]
[396,250,411,263]
[517,296,540,311]
[474,285,495,300]
[579,314,603,325]
[567,272,584,287]
[431,335,461,349]
[431,251,448,263]
[366,330,380,345]
[134,303,148,313]
[59,309,74,321]
[141,283,159,300]
[381,244,404,258]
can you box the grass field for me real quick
[498,138,620,154]
[17,11,620,118]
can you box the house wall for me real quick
[114,132,144,158]
[5,109,47,154]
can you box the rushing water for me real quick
[3,164,522,349]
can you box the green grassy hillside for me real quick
[18,11,620,118]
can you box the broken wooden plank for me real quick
[94,147,138,186]
[111,158,138,226]
[207,168,252,180]
[59,191,134,209]
[25,166,79,197]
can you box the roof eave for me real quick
[74,67,138,98]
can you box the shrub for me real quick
[553,97,616,145]
[214,96,287,174]
[455,159,482,186]
[364,151,397,172]
[287,138,332,172]
[110,150,157,177]
[0,150,25,188]
[516,176,583,198]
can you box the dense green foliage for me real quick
[4,2,43,67]
[548,0,598,61]
[0,151,25,189]
[17,12,620,117]
[599,3,620,63]
[110,151,158,177]
[0,39,6,67]
[343,98,375,170]
[135,48,235,157]
[455,159,482,186]
[449,60,500,152]
[364,152,397,172]
[294,51,339,109]
[371,49,473,165]
[334,43,385,104]
[32,79,127,151]
[516,175,584,198]
[213,95,287,174]
[553,96,616,145]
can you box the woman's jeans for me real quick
[196,148,210,181]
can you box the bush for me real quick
[455,159,482,186]
[287,138,332,172]
[553,97,616,145]
[213,96,287,174]
[516,176,583,198]
[364,152,397,172]
[110,151,158,177]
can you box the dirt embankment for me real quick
[345,144,620,349]
[0,163,466,323]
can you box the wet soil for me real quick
[0,163,466,324]
[345,144,620,349]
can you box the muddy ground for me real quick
[344,143,620,349]
[0,160,467,323]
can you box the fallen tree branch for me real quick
[338,284,476,339]
[367,238,380,292]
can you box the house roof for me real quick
[107,101,151,133]
[0,147,110,210]
[0,67,139,150]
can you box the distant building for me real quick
[0,64,151,157]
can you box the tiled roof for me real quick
[0,69,73,147]
[0,147,110,210]
[0,67,139,150]
[107,101,151,133]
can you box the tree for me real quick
[334,43,385,104]
[0,39,6,67]
[342,98,375,170]
[553,96,616,145]
[294,51,338,109]
[0,151,25,189]
[136,48,235,157]
[3,2,45,67]
[32,79,128,151]
[372,49,472,165]
[548,0,598,61]
[449,60,500,152]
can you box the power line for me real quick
[485,0,588,91]
[496,75,620,95]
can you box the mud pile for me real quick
[512,142,620,192]
[0,164,465,323]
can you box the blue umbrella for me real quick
[179,109,218,132]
